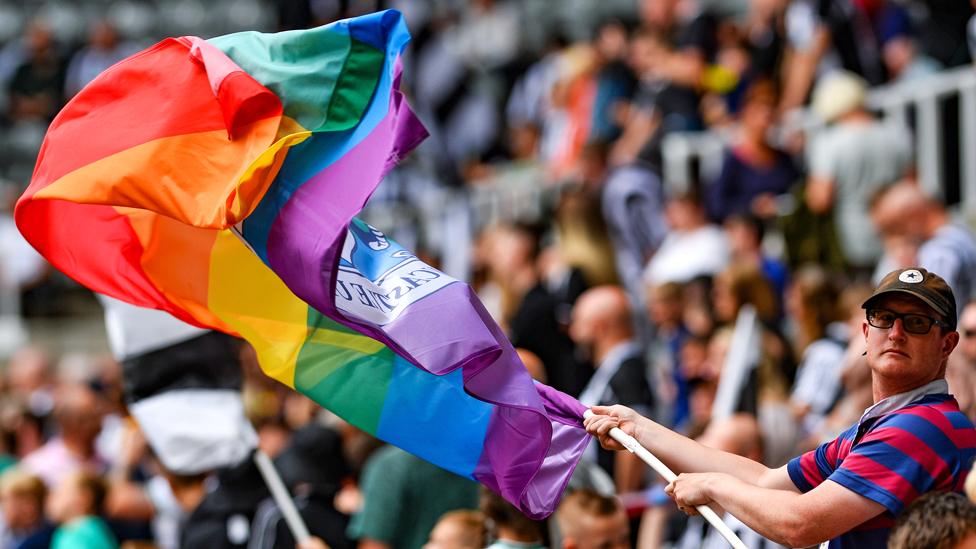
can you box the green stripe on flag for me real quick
[294,309,392,433]
[210,28,382,131]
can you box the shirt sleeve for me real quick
[807,132,836,180]
[827,418,943,515]
[788,435,841,492]
[347,448,404,543]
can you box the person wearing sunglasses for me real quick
[585,267,976,548]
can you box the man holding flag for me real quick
[586,267,976,547]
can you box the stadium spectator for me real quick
[571,285,654,492]
[21,384,106,488]
[480,490,545,549]
[423,510,485,549]
[706,81,799,223]
[250,423,354,549]
[644,189,729,286]
[587,268,976,547]
[347,446,478,549]
[6,20,64,122]
[47,470,117,549]
[888,491,976,549]
[0,468,53,548]
[872,180,976,315]
[786,265,847,435]
[63,21,139,98]
[805,70,913,272]
[554,489,629,549]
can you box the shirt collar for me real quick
[859,378,949,425]
[599,340,642,371]
[578,340,641,407]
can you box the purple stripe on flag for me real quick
[264,78,589,518]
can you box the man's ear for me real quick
[943,330,960,358]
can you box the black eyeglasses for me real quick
[866,308,948,335]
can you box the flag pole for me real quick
[583,411,747,549]
[253,450,312,543]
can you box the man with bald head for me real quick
[571,285,654,492]
[871,180,976,315]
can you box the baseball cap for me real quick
[862,268,957,330]
[811,70,867,123]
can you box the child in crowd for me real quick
[424,510,486,549]
[47,471,117,549]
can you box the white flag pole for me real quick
[583,411,747,549]
[253,450,312,543]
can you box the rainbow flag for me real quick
[15,10,589,518]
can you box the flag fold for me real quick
[16,9,588,518]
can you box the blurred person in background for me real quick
[347,445,477,549]
[804,70,913,274]
[681,333,721,438]
[63,20,139,98]
[871,180,976,315]
[888,491,976,549]
[589,19,637,145]
[249,422,354,549]
[645,281,691,429]
[480,490,544,549]
[706,80,799,224]
[947,301,976,421]
[778,0,890,113]
[802,283,876,448]
[879,21,942,84]
[22,383,105,488]
[6,20,64,122]
[554,489,628,549]
[703,260,796,456]
[786,265,847,437]
[546,188,615,323]
[47,470,116,549]
[487,222,588,396]
[724,213,788,313]
[0,468,52,549]
[5,346,55,422]
[571,286,654,493]
[422,510,484,549]
[644,189,729,286]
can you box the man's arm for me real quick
[805,174,835,214]
[585,405,776,486]
[669,473,885,547]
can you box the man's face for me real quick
[569,298,598,351]
[568,511,630,549]
[862,294,958,389]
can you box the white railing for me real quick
[662,66,976,213]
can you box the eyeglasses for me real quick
[866,308,948,335]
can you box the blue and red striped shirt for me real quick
[787,382,976,548]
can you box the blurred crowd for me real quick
[1,0,976,548]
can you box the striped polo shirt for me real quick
[787,379,976,548]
